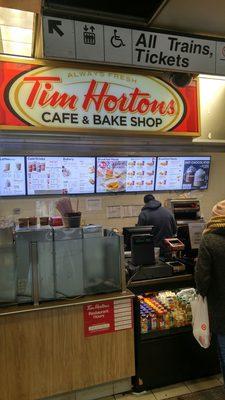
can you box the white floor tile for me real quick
[96,397,114,400]
[114,378,131,394]
[213,373,224,385]
[219,376,224,385]
[42,392,76,400]
[76,383,113,400]
[152,383,190,400]
[213,373,222,379]
[212,373,223,384]
[115,392,155,400]
[185,376,221,392]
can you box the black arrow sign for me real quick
[48,20,64,37]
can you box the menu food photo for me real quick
[0,156,26,196]
[96,157,156,193]
[155,156,211,191]
[27,157,95,195]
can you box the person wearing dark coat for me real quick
[195,199,225,383]
[137,194,177,254]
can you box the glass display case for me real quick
[53,226,122,298]
[0,226,124,306]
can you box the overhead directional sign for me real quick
[43,17,75,59]
[216,42,225,75]
[132,30,216,74]
[104,26,132,64]
[48,19,64,37]
[75,21,104,61]
[42,16,225,76]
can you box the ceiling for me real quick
[0,7,34,56]
[152,0,225,39]
[43,0,225,39]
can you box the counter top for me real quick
[0,290,134,316]
[127,273,194,288]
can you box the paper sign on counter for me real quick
[188,222,205,249]
[83,298,133,336]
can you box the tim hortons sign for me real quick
[0,61,200,136]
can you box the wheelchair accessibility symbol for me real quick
[110,29,125,48]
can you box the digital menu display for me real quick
[26,157,95,195]
[96,157,156,193]
[155,156,211,191]
[0,156,26,196]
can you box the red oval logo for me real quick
[7,67,185,131]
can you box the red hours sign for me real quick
[83,298,133,337]
[0,60,199,136]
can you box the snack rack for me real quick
[128,274,219,390]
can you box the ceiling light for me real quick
[199,74,225,81]
[0,7,35,57]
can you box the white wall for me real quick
[1,153,225,229]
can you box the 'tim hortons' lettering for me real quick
[23,76,176,116]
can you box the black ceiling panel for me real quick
[43,0,169,27]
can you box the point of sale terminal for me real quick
[124,198,205,283]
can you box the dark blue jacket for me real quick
[138,200,177,252]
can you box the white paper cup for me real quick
[154,247,160,262]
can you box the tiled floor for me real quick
[46,375,224,400]
[113,375,223,400]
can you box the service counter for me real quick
[0,226,135,400]
[0,290,135,400]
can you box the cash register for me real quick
[123,226,172,282]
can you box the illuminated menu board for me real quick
[155,156,211,191]
[26,157,95,195]
[0,156,26,196]
[96,157,156,193]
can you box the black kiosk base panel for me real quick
[133,329,220,391]
[130,275,220,392]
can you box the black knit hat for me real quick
[144,194,155,203]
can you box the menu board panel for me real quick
[96,157,156,193]
[0,156,26,196]
[155,156,211,191]
[26,157,95,195]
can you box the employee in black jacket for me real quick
[137,194,177,254]
[195,200,225,384]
